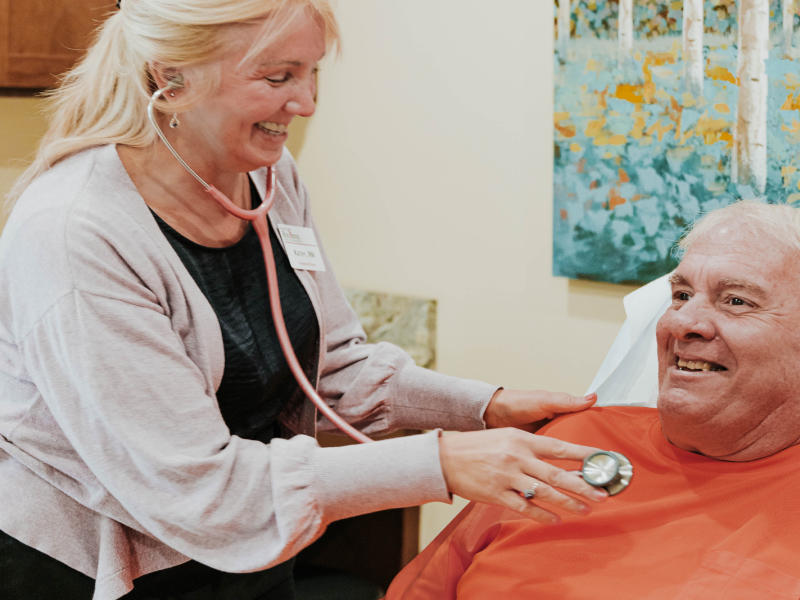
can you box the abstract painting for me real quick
[553,0,800,284]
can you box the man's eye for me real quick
[676,292,690,301]
[266,74,290,84]
[730,297,746,306]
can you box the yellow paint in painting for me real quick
[782,166,797,187]
[593,134,609,147]
[634,50,642,62]
[555,110,577,139]
[781,93,800,111]
[608,188,627,210]
[596,86,609,110]
[788,193,800,203]
[643,81,657,103]
[585,116,607,138]
[783,73,800,91]
[679,128,695,145]
[646,119,674,142]
[640,135,654,146]
[585,59,603,73]
[695,112,733,147]
[601,151,613,159]
[608,134,627,146]
[706,65,738,85]
[630,116,646,139]
[615,84,644,105]
[609,110,621,117]
[682,92,697,108]
[570,143,582,152]
[714,103,730,114]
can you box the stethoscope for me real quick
[147,78,637,492]
[148,76,371,444]
[582,451,633,495]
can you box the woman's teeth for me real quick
[676,358,726,372]
[256,122,287,135]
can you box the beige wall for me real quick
[0,0,635,554]
[292,1,635,548]
[0,96,49,227]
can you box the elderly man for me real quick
[386,201,800,600]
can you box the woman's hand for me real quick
[439,428,608,525]
[484,389,598,432]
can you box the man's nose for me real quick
[666,298,717,341]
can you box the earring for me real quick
[169,92,175,97]
[169,113,180,129]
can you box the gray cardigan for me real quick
[0,145,497,600]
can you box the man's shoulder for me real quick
[540,406,659,448]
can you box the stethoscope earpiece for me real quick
[582,451,633,495]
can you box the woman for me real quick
[0,1,609,598]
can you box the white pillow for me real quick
[586,274,671,408]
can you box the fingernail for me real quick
[584,393,597,402]
[549,515,562,526]
[593,490,608,501]
[577,503,591,515]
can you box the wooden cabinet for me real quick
[0,0,113,89]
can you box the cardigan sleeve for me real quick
[17,287,452,572]
[274,155,500,436]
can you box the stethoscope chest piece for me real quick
[582,451,633,496]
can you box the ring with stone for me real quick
[522,482,539,500]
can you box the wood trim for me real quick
[0,0,10,87]
[400,506,421,568]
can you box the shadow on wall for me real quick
[568,279,638,322]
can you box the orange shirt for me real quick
[387,407,800,600]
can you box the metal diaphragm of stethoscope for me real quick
[147,75,372,444]
[581,451,633,495]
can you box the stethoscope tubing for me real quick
[148,85,372,444]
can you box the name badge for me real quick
[277,224,326,272]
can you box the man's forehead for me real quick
[672,236,795,297]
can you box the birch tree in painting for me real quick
[784,0,794,56]
[682,0,704,96]
[618,0,633,66]
[558,0,571,56]
[732,0,768,193]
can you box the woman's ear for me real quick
[149,63,185,91]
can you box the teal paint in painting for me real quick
[553,0,800,284]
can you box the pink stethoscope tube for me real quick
[148,83,371,445]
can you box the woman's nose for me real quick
[285,78,316,118]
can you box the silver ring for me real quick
[522,482,539,500]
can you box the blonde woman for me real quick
[0,1,609,598]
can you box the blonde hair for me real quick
[677,199,800,258]
[6,0,339,208]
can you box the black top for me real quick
[152,179,320,444]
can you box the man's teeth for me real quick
[256,122,287,135]
[676,358,725,372]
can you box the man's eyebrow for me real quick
[714,277,767,297]
[668,273,689,286]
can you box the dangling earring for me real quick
[169,113,180,129]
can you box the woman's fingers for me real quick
[438,428,612,523]
[512,477,593,516]
[501,490,563,525]
[524,458,609,503]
